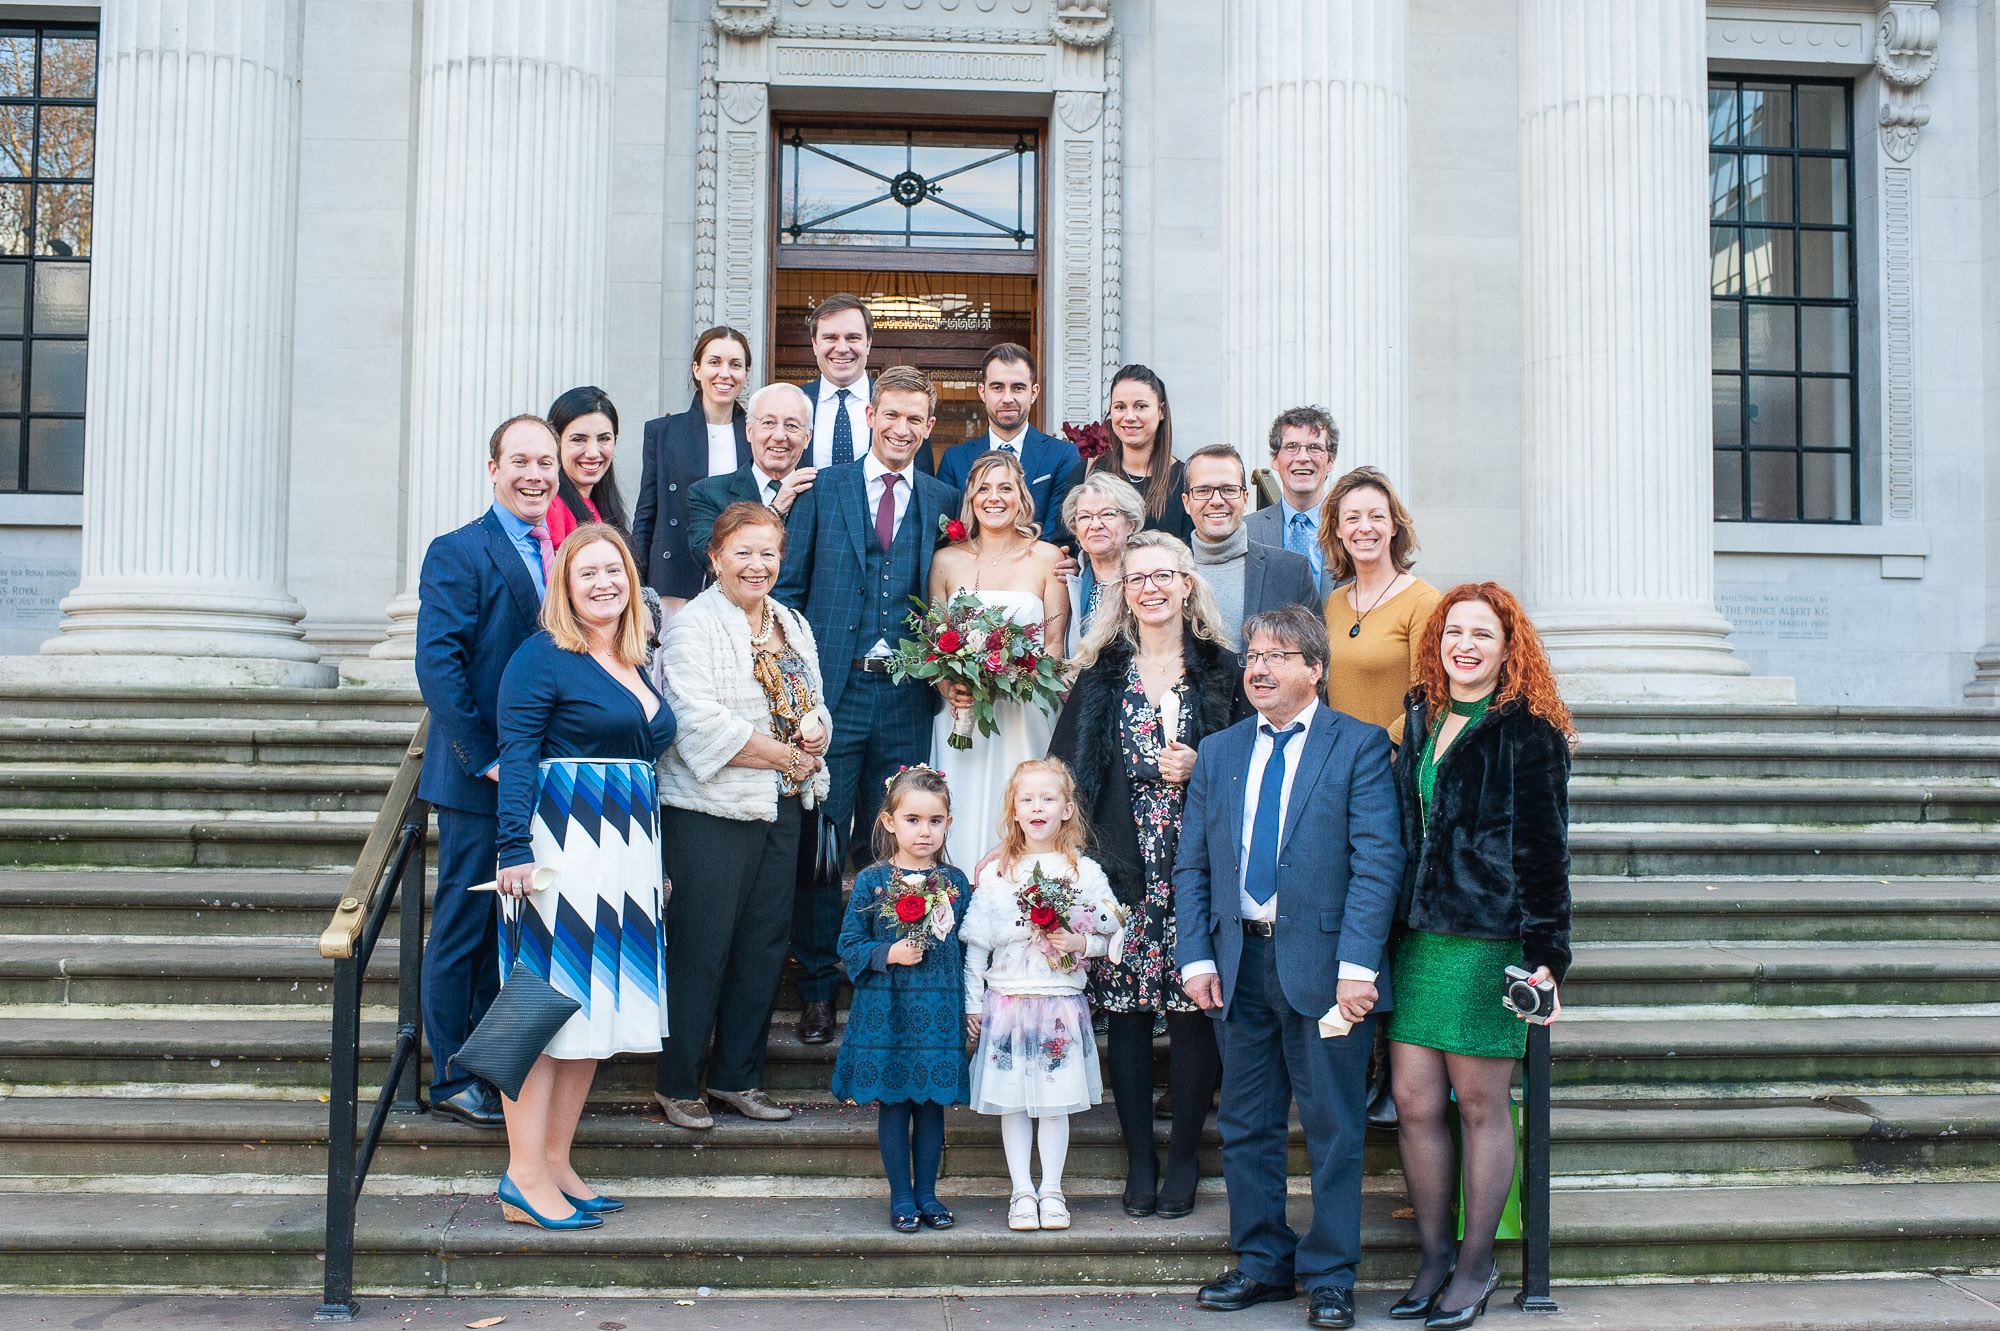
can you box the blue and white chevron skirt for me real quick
[498,758,669,1060]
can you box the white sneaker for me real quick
[1037,1189,1070,1230]
[1008,1190,1041,1231]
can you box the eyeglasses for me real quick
[1121,569,1184,590]
[1275,441,1329,458]
[1074,510,1128,530]
[1187,484,1247,502]
[1239,649,1305,669]
[753,417,811,437]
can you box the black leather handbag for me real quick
[450,895,580,1100]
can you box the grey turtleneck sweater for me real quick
[1193,524,1250,648]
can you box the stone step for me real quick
[0,870,377,937]
[1,1095,1993,1189]
[1570,826,2000,877]
[0,763,394,813]
[1569,779,2000,826]
[0,810,377,869]
[0,683,424,723]
[1571,703,2000,738]
[1572,734,2000,781]
[1571,878,2000,942]
[0,719,413,768]
[7,936,1993,1011]
[1,1181,1991,1292]
[3,1011,1993,1099]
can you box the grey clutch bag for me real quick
[449,895,579,1100]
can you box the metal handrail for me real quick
[1515,1020,1559,1313]
[315,714,432,1324]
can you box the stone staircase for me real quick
[0,687,1994,1296]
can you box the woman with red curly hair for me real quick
[1384,582,1574,1328]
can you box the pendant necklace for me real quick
[748,599,774,648]
[1349,575,1397,638]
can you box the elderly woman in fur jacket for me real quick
[1385,581,1573,1328]
[1047,531,1250,1220]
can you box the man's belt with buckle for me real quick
[852,657,893,675]
[1240,919,1274,938]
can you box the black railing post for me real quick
[391,803,430,1115]
[1514,1020,1558,1313]
[315,954,363,1323]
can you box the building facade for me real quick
[0,0,1992,705]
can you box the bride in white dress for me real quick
[927,451,1071,870]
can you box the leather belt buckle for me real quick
[1241,919,1274,938]
[852,657,892,675]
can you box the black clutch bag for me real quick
[450,894,580,1100]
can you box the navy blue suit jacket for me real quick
[632,397,750,599]
[1172,704,1404,1021]
[413,507,544,817]
[772,460,959,715]
[803,376,936,475]
[936,426,1082,544]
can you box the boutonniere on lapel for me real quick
[937,513,968,546]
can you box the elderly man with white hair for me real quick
[687,381,817,564]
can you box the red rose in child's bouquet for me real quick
[1015,864,1090,973]
[877,869,958,957]
[887,590,1068,750]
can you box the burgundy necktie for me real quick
[875,472,901,552]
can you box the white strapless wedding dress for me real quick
[931,588,1055,872]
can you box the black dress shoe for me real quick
[1196,1268,1297,1312]
[1122,1150,1160,1216]
[1425,1262,1501,1330]
[1307,1285,1355,1329]
[797,999,835,1044]
[431,1083,503,1129]
[1389,1258,1454,1319]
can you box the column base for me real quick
[0,653,337,688]
[339,656,418,688]
[366,591,421,661]
[1963,646,2000,705]
[1554,669,1797,705]
[1534,606,1796,705]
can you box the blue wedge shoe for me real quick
[562,1190,624,1214]
[498,1174,603,1230]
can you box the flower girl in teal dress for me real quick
[831,766,970,1232]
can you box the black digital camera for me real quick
[1500,965,1557,1024]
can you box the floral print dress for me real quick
[1089,664,1198,1015]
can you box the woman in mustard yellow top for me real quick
[1318,467,1441,743]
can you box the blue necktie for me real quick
[1286,511,1316,563]
[830,388,855,466]
[1244,723,1303,906]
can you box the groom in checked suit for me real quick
[775,364,960,1042]
[1174,605,1404,1329]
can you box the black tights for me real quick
[1390,1041,1518,1310]
[877,1100,946,1213]
[1105,1010,1221,1203]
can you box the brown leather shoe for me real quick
[709,1088,793,1121]
[797,999,835,1044]
[654,1093,713,1130]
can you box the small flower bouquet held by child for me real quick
[877,868,959,958]
[1014,863,1096,973]
[888,590,1066,750]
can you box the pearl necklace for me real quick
[748,599,774,648]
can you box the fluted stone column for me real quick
[1221,0,1407,481]
[1518,0,1791,702]
[17,0,333,686]
[356,0,615,673]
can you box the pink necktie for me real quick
[528,523,555,591]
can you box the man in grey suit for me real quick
[1183,445,1321,648]
[1245,406,1338,598]
[1174,606,1403,1329]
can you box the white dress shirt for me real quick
[861,449,915,655]
[705,422,738,479]
[987,420,1029,453]
[1182,697,1377,984]
[810,374,871,470]
[750,462,784,506]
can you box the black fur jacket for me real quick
[1048,628,1249,907]
[1392,692,1574,984]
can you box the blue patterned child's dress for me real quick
[831,862,971,1106]
[500,757,670,1059]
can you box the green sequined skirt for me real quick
[1385,930,1527,1059]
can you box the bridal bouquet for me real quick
[887,590,1066,750]
[877,868,958,958]
[1014,863,1092,973]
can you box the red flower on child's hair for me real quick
[1029,904,1059,930]
[894,893,929,924]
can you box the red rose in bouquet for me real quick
[1029,904,1059,930]
[937,628,963,654]
[889,591,1063,750]
[894,893,929,923]
[876,869,960,958]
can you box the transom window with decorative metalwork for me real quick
[1710,77,1858,523]
[779,126,1038,252]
